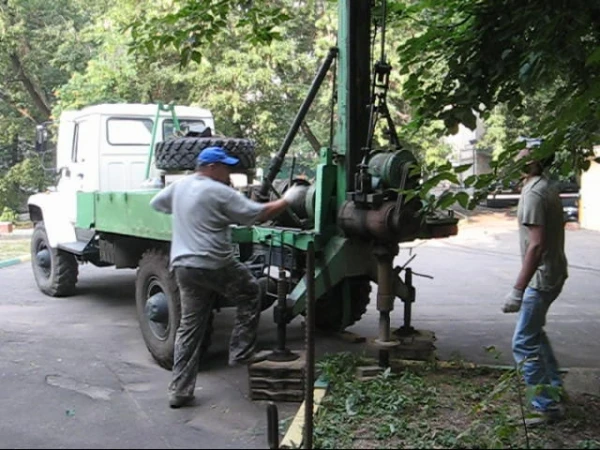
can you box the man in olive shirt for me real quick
[502,147,568,422]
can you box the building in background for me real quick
[444,119,492,185]
[579,147,600,231]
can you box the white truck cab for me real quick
[54,103,214,193]
[29,103,215,247]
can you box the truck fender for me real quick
[28,193,77,248]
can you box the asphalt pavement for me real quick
[1,215,599,448]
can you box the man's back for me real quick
[517,176,568,291]
[151,174,264,270]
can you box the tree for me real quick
[127,0,452,165]
[0,0,105,211]
[129,1,600,188]
[0,0,105,168]
[394,0,600,176]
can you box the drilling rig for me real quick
[233,0,458,363]
[27,0,459,376]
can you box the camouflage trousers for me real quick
[169,261,260,398]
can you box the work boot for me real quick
[168,394,195,409]
[228,350,272,367]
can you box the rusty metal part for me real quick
[375,253,394,315]
[373,245,400,350]
[266,179,309,228]
[304,242,316,450]
[270,178,313,227]
[395,267,417,337]
[267,269,299,362]
[378,311,391,342]
[379,349,390,368]
[338,200,422,242]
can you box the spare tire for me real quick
[155,137,256,172]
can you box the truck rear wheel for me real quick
[315,277,372,332]
[154,137,256,173]
[135,249,213,370]
[31,223,78,297]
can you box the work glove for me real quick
[282,184,305,204]
[502,288,524,313]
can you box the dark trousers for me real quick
[169,261,260,397]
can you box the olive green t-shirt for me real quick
[517,175,568,291]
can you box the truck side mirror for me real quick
[35,124,48,153]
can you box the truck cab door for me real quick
[56,118,93,223]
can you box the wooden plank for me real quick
[249,377,304,391]
[280,386,328,449]
[250,389,304,402]
[248,352,306,379]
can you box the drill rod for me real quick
[259,47,338,199]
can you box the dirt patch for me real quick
[313,354,600,449]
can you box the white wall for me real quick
[580,158,600,231]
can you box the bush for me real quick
[0,207,18,223]
[0,158,52,213]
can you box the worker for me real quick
[502,146,568,424]
[150,146,303,409]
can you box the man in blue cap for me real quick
[150,146,303,408]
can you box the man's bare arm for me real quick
[256,199,289,223]
[514,224,546,290]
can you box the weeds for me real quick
[312,352,600,449]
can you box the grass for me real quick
[13,220,33,230]
[313,353,600,449]
[0,239,30,260]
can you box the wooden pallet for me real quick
[248,350,306,403]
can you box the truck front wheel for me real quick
[31,223,78,297]
[135,249,213,370]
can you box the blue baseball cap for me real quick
[197,147,239,166]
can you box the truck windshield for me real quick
[107,118,154,146]
[163,119,206,139]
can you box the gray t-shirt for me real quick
[150,174,265,269]
[517,175,568,291]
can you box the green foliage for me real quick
[125,0,459,165]
[313,352,600,449]
[0,158,51,212]
[0,0,104,167]
[8,0,599,215]
[313,353,529,449]
[0,207,18,223]
[577,440,600,449]
[394,0,600,176]
[128,0,292,67]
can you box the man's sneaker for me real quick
[228,350,272,367]
[168,394,195,409]
[525,404,565,427]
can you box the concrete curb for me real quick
[0,254,30,269]
[280,379,329,449]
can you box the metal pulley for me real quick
[367,149,419,190]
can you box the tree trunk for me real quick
[10,133,20,167]
[0,91,36,122]
[300,121,322,154]
[9,52,51,120]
